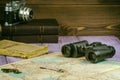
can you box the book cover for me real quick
[2,19,59,36]
[0,40,48,58]
[3,35,59,43]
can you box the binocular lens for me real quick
[87,52,96,62]
[61,40,89,58]
[85,46,115,63]
[62,45,72,57]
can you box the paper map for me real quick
[0,52,120,80]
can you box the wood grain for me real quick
[27,0,120,5]
[30,5,120,26]
[60,24,120,36]
[0,0,120,36]
[1,0,120,5]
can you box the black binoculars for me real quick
[61,40,115,63]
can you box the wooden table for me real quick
[0,36,120,66]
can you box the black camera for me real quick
[4,0,33,26]
[61,41,115,63]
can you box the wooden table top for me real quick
[0,36,120,66]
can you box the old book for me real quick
[2,19,59,36]
[3,35,58,43]
[0,40,48,58]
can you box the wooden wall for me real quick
[0,0,120,36]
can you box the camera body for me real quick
[4,0,33,26]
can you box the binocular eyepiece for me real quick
[62,40,89,58]
[61,41,115,63]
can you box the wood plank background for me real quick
[0,0,120,37]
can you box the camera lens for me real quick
[19,7,33,22]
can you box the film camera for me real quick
[61,41,115,63]
[4,0,33,26]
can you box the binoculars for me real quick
[61,40,115,63]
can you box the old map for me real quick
[0,52,120,80]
